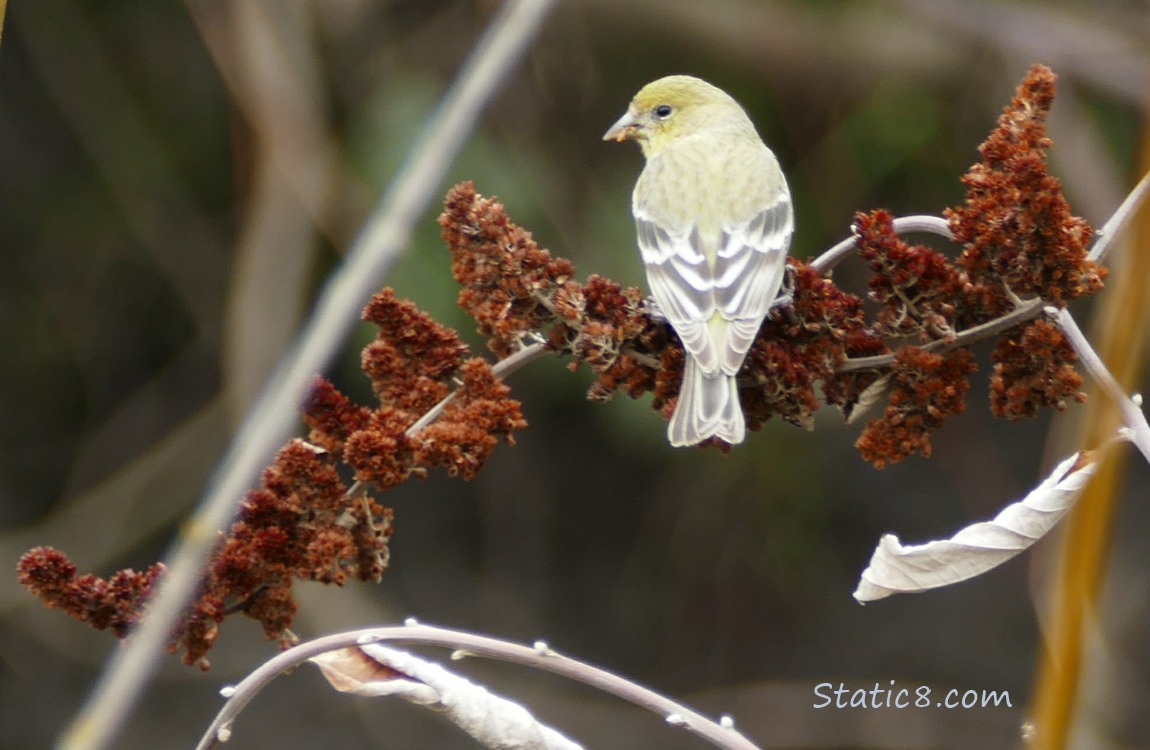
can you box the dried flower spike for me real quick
[853,209,962,341]
[856,347,977,468]
[991,319,1086,419]
[946,63,1104,318]
[16,547,164,639]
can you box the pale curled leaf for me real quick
[311,645,584,750]
[845,374,892,425]
[310,647,439,702]
[854,450,1099,603]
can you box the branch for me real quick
[312,644,584,749]
[408,341,548,435]
[810,214,953,273]
[195,624,763,750]
[55,2,557,748]
[819,165,1150,374]
[819,171,1147,373]
[1049,306,1150,462]
[816,211,1006,373]
[1087,169,1150,264]
[838,298,1047,372]
[344,341,549,498]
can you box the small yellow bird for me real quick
[604,75,794,446]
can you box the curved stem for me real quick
[809,214,953,273]
[195,624,763,750]
[816,170,1149,371]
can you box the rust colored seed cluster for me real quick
[990,318,1085,419]
[440,182,578,359]
[170,438,394,667]
[853,209,962,341]
[311,289,527,488]
[17,64,1112,664]
[441,182,673,408]
[741,261,887,431]
[17,547,164,639]
[856,347,978,468]
[19,286,526,668]
[946,64,1104,318]
[844,64,1103,466]
[440,183,883,440]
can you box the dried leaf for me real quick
[854,449,1099,602]
[845,373,892,425]
[311,645,584,750]
[310,646,415,696]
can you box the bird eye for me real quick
[654,104,673,119]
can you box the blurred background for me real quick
[2,1,1149,748]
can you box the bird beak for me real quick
[603,109,641,142]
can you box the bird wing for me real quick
[635,212,721,372]
[636,191,792,376]
[712,191,793,372]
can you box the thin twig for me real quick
[815,172,1150,372]
[195,624,763,750]
[55,2,556,749]
[837,297,1046,372]
[344,341,549,498]
[408,341,548,435]
[1049,306,1150,463]
[809,214,953,273]
[1088,169,1150,264]
[811,170,1147,273]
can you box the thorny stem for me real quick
[195,624,763,750]
[1049,306,1150,463]
[55,2,557,749]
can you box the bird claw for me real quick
[765,266,798,322]
[767,265,797,315]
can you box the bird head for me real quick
[603,75,752,157]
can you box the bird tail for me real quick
[667,356,745,447]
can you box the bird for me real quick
[604,75,794,446]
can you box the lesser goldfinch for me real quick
[604,75,794,446]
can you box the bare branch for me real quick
[838,298,1046,373]
[1088,169,1150,264]
[810,214,953,273]
[407,342,548,436]
[343,341,549,499]
[196,624,763,750]
[1048,306,1150,463]
[55,2,557,748]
